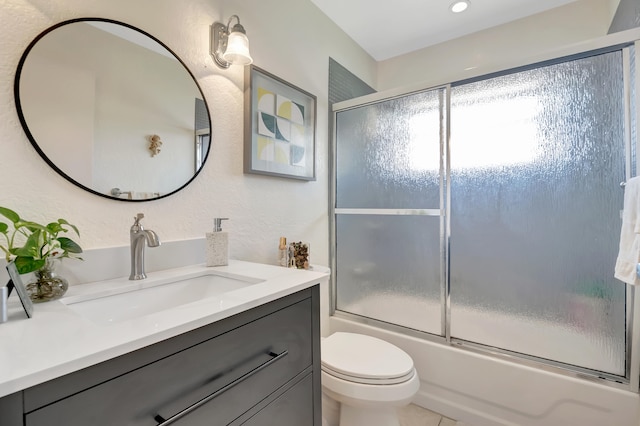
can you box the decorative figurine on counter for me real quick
[289,241,310,270]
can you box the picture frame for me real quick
[6,261,34,318]
[244,65,316,180]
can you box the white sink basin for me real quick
[60,270,264,324]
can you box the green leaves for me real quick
[0,207,20,224]
[12,231,43,258]
[0,207,83,274]
[57,218,80,237]
[58,237,83,254]
[14,257,46,275]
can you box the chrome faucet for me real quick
[129,213,161,280]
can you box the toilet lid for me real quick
[321,332,415,385]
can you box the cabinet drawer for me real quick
[169,367,313,425]
[236,373,314,426]
[25,297,312,426]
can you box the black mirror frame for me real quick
[14,17,212,202]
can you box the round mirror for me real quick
[15,18,211,201]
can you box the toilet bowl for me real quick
[321,332,420,426]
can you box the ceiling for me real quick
[310,0,578,61]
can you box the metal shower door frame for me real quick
[330,29,640,392]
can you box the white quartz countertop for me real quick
[0,260,329,398]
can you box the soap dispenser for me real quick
[206,218,229,267]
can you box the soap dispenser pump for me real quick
[206,218,229,267]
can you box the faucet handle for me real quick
[132,213,146,230]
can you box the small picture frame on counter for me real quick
[6,261,34,318]
[0,286,6,323]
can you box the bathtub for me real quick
[328,313,640,426]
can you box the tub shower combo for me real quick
[331,31,640,426]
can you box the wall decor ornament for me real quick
[148,134,162,157]
[244,66,316,180]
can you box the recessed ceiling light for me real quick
[450,0,470,13]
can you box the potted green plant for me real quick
[0,206,82,302]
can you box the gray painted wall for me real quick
[609,0,640,33]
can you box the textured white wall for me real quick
[3,0,616,273]
[0,0,377,268]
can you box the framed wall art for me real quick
[244,65,316,180]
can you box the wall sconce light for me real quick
[211,15,253,69]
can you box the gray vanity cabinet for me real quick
[235,374,314,425]
[0,286,321,426]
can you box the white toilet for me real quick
[321,332,420,426]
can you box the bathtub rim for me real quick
[330,309,635,393]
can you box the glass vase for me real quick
[26,258,69,303]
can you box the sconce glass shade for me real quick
[222,30,253,65]
[211,16,253,69]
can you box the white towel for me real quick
[615,177,640,285]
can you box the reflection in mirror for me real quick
[15,19,210,201]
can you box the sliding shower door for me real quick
[334,89,445,334]
[448,51,628,375]
[332,43,635,382]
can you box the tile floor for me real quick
[398,404,458,426]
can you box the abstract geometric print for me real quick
[257,88,276,138]
[256,87,306,166]
[277,95,304,125]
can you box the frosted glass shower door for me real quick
[449,51,628,375]
[334,89,444,334]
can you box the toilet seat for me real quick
[321,332,415,385]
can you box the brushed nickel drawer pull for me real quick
[154,350,289,425]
